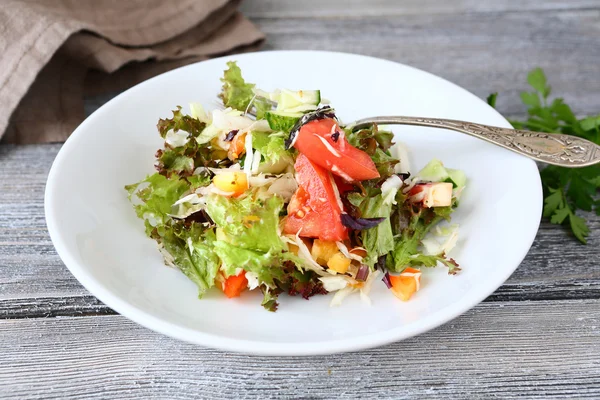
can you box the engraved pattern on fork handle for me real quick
[352,116,600,168]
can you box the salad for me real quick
[125,61,465,311]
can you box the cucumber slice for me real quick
[265,111,303,132]
[276,89,321,111]
[446,168,466,189]
[282,103,319,113]
[417,159,449,182]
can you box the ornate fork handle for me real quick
[352,116,600,168]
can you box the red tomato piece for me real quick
[333,175,355,194]
[222,271,248,298]
[293,118,380,182]
[283,154,348,241]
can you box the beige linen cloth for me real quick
[0,0,265,144]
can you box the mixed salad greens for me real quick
[125,61,466,311]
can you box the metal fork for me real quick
[218,99,600,168]
[351,116,600,168]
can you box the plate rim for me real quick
[45,50,543,355]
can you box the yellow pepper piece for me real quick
[327,252,351,274]
[213,172,248,196]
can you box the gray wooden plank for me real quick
[241,0,600,17]
[0,300,599,399]
[81,7,600,120]
[245,9,600,118]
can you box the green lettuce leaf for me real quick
[258,260,328,312]
[390,205,459,274]
[213,241,284,287]
[353,191,395,267]
[155,107,212,177]
[205,193,286,253]
[252,131,292,163]
[125,173,190,236]
[371,148,399,179]
[347,125,395,152]
[157,106,206,139]
[163,224,220,297]
[254,97,272,120]
[219,61,256,112]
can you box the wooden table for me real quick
[2,1,600,398]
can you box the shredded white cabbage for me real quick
[421,224,459,256]
[251,150,262,174]
[335,241,364,262]
[290,233,329,276]
[319,275,349,292]
[453,186,465,201]
[165,129,190,148]
[266,174,298,202]
[360,269,382,305]
[248,174,276,187]
[189,103,210,123]
[158,243,176,268]
[330,286,356,307]
[211,108,252,131]
[243,132,253,177]
[390,141,411,173]
[381,174,403,205]
[314,134,342,158]
[328,172,345,212]
[207,164,242,175]
[168,193,206,219]
[330,165,353,182]
[245,271,259,290]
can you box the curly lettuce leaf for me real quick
[390,205,459,274]
[155,107,211,177]
[125,173,189,236]
[252,131,292,163]
[205,193,285,253]
[213,241,284,287]
[157,106,206,139]
[254,97,272,120]
[371,148,399,178]
[163,224,220,297]
[347,125,395,152]
[258,260,328,312]
[219,61,256,112]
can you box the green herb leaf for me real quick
[527,67,551,99]
[520,92,541,108]
[492,67,599,244]
[569,213,589,244]
[487,92,498,108]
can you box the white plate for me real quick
[45,51,542,355]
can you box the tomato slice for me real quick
[293,118,380,182]
[283,154,348,241]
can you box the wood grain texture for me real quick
[2,0,600,398]
[242,3,600,120]
[0,300,599,399]
[241,0,600,17]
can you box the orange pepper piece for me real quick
[222,271,248,298]
[389,267,422,301]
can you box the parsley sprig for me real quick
[489,68,600,244]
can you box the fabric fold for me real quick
[0,0,264,144]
